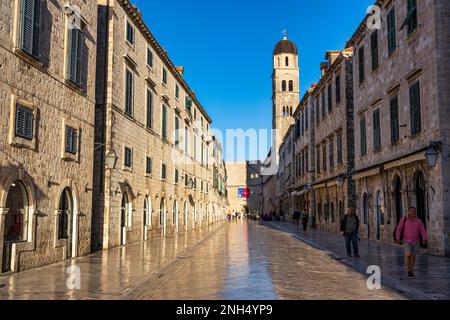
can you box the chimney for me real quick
[325,50,341,66]
[176,66,184,77]
[320,62,329,76]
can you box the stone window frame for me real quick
[372,107,382,152]
[125,19,135,48]
[8,94,37,150]
[122,145,133,172]
[387,84,401,145]
[406,69,423,137]
[145,156,152,177]
[60,118,80,162]
[124,65,135,117]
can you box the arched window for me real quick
[277,57,280,68]
[282,80,287,92]
[285,56,289,67]
[58,188,73,241]
[375,191,383,240]
[121,193,131,245]
[289,80,294,92]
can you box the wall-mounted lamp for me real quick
[425,142,440,168]
[105,150,118,170]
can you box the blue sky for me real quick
[134,0,374,160]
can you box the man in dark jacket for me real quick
[340,207,360,257]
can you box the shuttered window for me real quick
[387,8,396,54]
[125,69,133,116]
[162,104,167,139]
[337,132,343,165]
[360,117,367,156]
[124,147,132,168]
[410,81,421,134]
[147,48,153,67]
[15,105,34,140]
[146,157,152,175]
[390,95,399,143]
[315,98,319,125]
[305,106,309,130]
[322,144,327,172]
[20,0,41,58]
[146,89,153,128]
[68,28,83,86]
[126,21,134,44]
[371,30,379,70]
[175,169,179,184]
[316,147,320,174]
[373,109,381,150]
[327,85,332,112]
[358,46,365,83]
[162,68,168,84]
[65,126,77,154]
[407,0,418,34]
[175,117,180,148]
[161,164,166,180]
[335,74,341,104]
[175,85,180,99]
[329,139,334,171]
[321,91,326,118]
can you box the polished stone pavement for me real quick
[0,220,405,300]
[265,220,450,300]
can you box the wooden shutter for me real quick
[390,96,399,143]
[147,90,152,128]
[16,105,33,140]
[371,30,379,70]
[373,109,381,150]
[410,81,421,134]
[125,70,133,115]
[21,0,39,56]
[387,8,396,54]
[335,75,341,104]
[328,85,332,112]
[359,46,365,83]
[360,117,367,155]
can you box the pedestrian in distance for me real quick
[279,209,285,223]
[302,212,309,236]
[395,207,427,279]
[340,207,360,258]
[293,211,301,230]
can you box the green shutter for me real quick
[410,81,421,134]
[21,0,40,56]
[16,105,33,140]
[162,105,167,139]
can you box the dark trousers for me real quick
[344,231,359,255]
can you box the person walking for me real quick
[340,207,360,258]
[279,209,285,223]
[293,211,301,230]
[395,207,427,279]
[302,212,309,236]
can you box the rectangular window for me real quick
[358,46,365,83]
[407,0,418,34]
[185,126,189,155]
[175,117,180,148]
[316,146,320,174]
[15,105,34,140]
[20,0,41,58]
[305,106,309,130]
[126,21,134,44]
[185,96,192,109]
[373,109,381,150]
[125,69,134,116]
[194,135,197,161]
[147,48,153,67]
[321,91,326,118]
[201,181,204,192]
[162,68,168,84]
[305,147,309,172]
[146,89,153,128]
[327,85,332,112]
[387,7,396,54]
[68,28,83,86]
[162,104,167,139]
[161,163,166,180]
[201,143,204,165]
[124,147,132,168]
[322,143,327,172]
[329,139,334,172]
[360,117,367,156]
[335,75,341,104]
[410,80,421,134]
[65,126,77,154]
[315,98,320,125]
[175,169,179,184]
[337,132,343,165]
[390,95,399,144]
[146,157,152,175]
[371,30,379,70]
[175,85,179,99]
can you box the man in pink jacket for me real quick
[395,207,427,279]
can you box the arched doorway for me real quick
[120,193,131,245]
[363,193,370,239]
[394,177,403,226]
[2,180,29,273]
[173,201,178,233]
[160,199,166,236]
[58,188,75,259]
[375,191,383,240]
[143,197,151,241]
[414,172,427,230]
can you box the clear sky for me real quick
[133,0,374,161]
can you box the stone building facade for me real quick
[274,0,450,256]
[349,0,450,255]
[92,0,227,251]
[0,0,98,273]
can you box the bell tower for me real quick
[272,31,300,160]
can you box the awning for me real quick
[352,167,380,180]
[384,152,426,170]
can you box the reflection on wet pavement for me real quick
[0,221,405,300]
[143,221,405,300]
